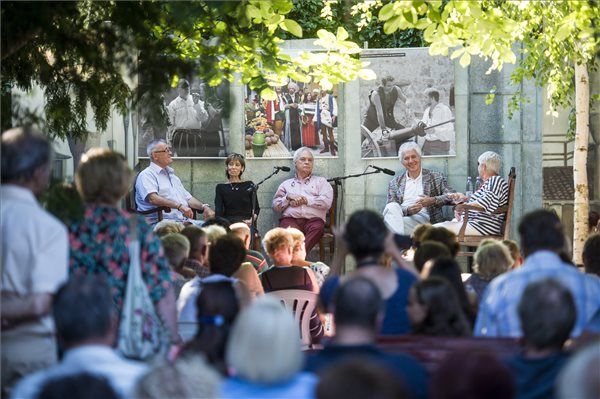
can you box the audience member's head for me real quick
[407,277,471,337]
[557,340,600,399]
[204,224,228,245]
[343,210,388,262]
[75,148,133,205]
[38,373,119,399]
[229,222,251,249]
[583,233,600,276]
[134,355,221,399]
[424,257,474,323]
[333,277,383,333]
[474,239,512,280]
[502,239,523,269]
[411,223,433,247]
[262,227,294,265]
[181,281,240,375]
[161,233,190,270]
[413,241,451,272]
[203,216,231,232]
[1,126,53,194]
[589,211,600,234]
[287,227,308,261]
[53,276,115,348]
[518,209,566,258]
[518,278,576,351]
[154,220,184,237]
[316,359,409,399]
[226,296,302,385]
[181,225,208,264]
[208,234,246,277]
[430,349,515,399]
[420,227,459,257]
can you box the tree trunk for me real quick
[573,63,589,265]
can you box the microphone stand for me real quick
[248,168,286,250]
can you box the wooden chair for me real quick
[125,173,171,222]
[319,183,338,263]
[456,167,517,257]
[268,289,320,349]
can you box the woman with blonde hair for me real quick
[287,227,330,287]
[465,239,512,301]
[222,296,317,398]
[69,148,178,352]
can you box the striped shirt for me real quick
[467,175,508,235]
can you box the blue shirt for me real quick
[221,372,317,399]
[475,250,600,337]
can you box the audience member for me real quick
[134,355,221,399]
[180,225,210,278]
[413,241,451,273]
[11,277,148,399]
[508,279,576,399]
[272,147,333,253]
[321,210,418,335]
[430,349,515,399]
[203,224,228,244]
[589,210,600,234]
[502,239,524,269]
[69,148,178,346]
[222,296,317,398]
[407,277,472,337]
[288,227,331,287]
[135,139,214,224]
[556,340,600,399]
[202,216,232,232]
[178,234,250,323]
[383,142,456,235]
[178,282,240,374]
[161,233,192,298]
[475,209,600,337]
[261,227,323,343]
[37,373,119,399]
[420,226,460,257]
[305,277,428,399]
[1,127,69,393]
[230,222,268,273]
[465,239,512,301]
[583,233,600,277]
[316,359,409,399]
[153,220,184,237]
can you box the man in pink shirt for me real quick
[272,147,333,253]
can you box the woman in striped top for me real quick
[435,151,508,236]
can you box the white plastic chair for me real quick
[178,321,199,342]
[268,290,319,349]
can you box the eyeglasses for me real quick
[154,147,172,154]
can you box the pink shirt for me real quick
[272,174,333,222]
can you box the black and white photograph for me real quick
[138,78,230,158]
[360,48,455,159]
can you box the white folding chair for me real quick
[268,290,319,349]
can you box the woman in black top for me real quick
[214,153,259,226]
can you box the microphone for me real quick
[369,165,395,176]
[274,166,291,172]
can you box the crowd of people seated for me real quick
[2,126,600,399]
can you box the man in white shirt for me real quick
[420,88,454,156]
[11,277,148,399]
[167,79,209,146]
[383,142,456,235]
[136,139,215,225]
[1,127,69,394]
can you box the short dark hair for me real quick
[518,209,566,257]
[203,216,232,232]
[583,234,600,276]
[1,126,52,183]
[53,276,113,345]
[38,373,119,399]
[421,227,459,257]
[208,234,246,276]
[518,278,576,350]
[413,241,451,272]
[225,153,246,178]
[343,210,388,261]
[333,277,383,330]
[181,225,207,258]
[428,257,475,324]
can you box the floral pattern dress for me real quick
[69,205,172,313]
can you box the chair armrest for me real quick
[135,207,172,216]
[457,204,481,240]
[191,207,204,219]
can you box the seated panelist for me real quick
[214,153,259,226]
[136,139,215,225]
[272,147,333,253]
[383,142,455,235]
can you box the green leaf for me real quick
[379,3,395,21]
[246,4,261,20]
[336,27,349,41]
[555,23,571,42]
[459,51,471,67]
[280,19,302,37]
[260,87,277,100]
[384,15,403,34]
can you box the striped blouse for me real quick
[467,175,509,235]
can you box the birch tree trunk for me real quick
[573,62,589,265]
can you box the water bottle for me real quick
[465,176,474,198]
[475,176,483,191]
